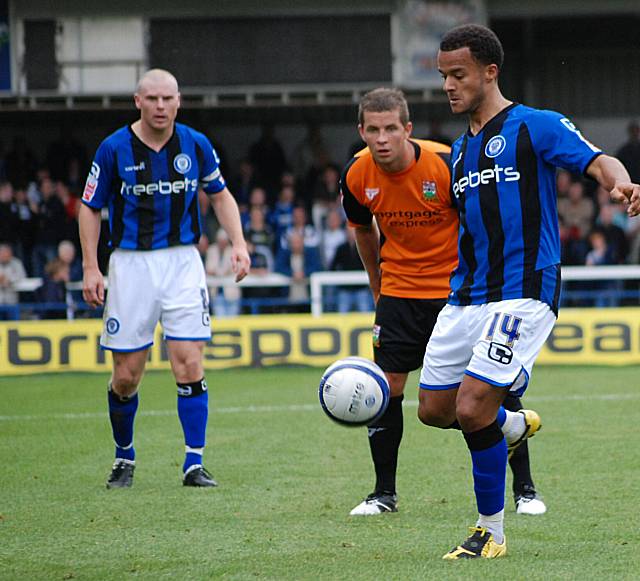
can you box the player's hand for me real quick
[82,265,105,308]
[610,182,640,217]
[231,244,251,282]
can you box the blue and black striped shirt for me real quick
[448,103,602,313]
[82,123,226,250]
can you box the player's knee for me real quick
[111,374,140,397]
[175,357,204,383]
[384,372,407,397]
[417,401,454,427]
[455,399,488,432]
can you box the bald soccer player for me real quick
[80,69,251,489]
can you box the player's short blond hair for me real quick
[358,88,410,126]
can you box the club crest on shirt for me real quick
[365,187,380,201]
[484,135,506,158]
[173,153,192,174]
[422,180,437,201]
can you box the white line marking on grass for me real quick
[0,393,637,422]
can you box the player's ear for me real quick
[405,121,413,136]
[133,93,142,111]
[177,92,181,110]
[358,124,366,142]
[485,63,499,83]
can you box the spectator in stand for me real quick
[0,139,6,182]
[12,188,37,274]
[245,205,275,251]
[556,169,572,200]
[57,239,83,305]
[46,131,88,184]
[247,240,274,275]
[616,120,640,184]
[26,167,51,206]
[242,240,276,312]
[320,207,347,269]
[0,244,26,320]
[275,231,322,312]
[57,240,83,282]
[293,123,332,196]
[0,181,19,247]
[279,205,320,253]
[205,230,242,318]
[596,203,628,264]
[311,163,341,231]
[585,229,618,307]
[280,170,297,190]
[269,185,295,245]
[240,186,269,230]
[330,226,373,313]
[56,180,82,243]
[31,176,68,278]
[66,157,86,195]
[249,124,288,202]
[228,159,256,212]
[557,180,594,264]
[5,136,38,189]
[36,257,71,319]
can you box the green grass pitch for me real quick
[1,366,639,580]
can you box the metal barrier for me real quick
[309,266,640,316]
[4,266,640,319]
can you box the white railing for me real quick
[13,273,292,293]
[309,265,640,317]
[8,265,640,316]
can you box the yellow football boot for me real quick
[507,409,541,459]
[443,526,507,560]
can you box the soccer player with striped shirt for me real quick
[79,69,250,489]
[418,24,640,559]
[341,88,548,518]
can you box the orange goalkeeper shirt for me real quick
[341,139,459,299]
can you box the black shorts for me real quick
[373,294,446,373]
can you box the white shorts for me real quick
[419,299,556,396]
[101,246,211,352]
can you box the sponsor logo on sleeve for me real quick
[82,162,101,202]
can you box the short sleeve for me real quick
[81,140,114,209]
[340,158,373,226]
[527,110,602,174]
[196,133,226,194]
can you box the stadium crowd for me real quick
[1,120,640,319]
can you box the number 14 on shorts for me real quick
[485,312,522,347]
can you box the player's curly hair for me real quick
[440,24,504,69]
[358,88,410,126]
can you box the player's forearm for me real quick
[210,188,248,249]
[587,154,631,191]
[78,204,102,270]
[354,225,381,287]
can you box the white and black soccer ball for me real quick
[319,357,390,426]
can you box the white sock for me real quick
[501,410,526,444]
[477,509,505,544]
